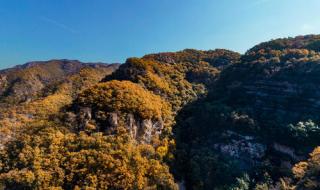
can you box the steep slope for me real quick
[104,49,240,111]
[0,49,240,189]
[68,49,241,145]
[0,60,118,149]
[174,35,320,189]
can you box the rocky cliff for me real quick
[173,35,320,189]
[2,36,320,189]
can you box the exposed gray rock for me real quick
[126,113,138,139]
[214,131,266,168]
[76,108,165,143]
[78,107,92,129]
[140,119,153,143]
[125,114,164,143]
[108,112,118,128]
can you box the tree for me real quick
[0,121,178,190]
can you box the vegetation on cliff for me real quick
[1,36,320,189]
[172,35,320,189]
[76,80,172,121]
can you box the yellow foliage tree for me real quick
[76,80,172,121]
[0,122,178,190]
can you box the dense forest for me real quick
[1,35,320,189]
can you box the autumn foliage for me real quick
[76,80,172,121]
[0,122,177,189]
[3,36,320,190]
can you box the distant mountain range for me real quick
[0,59,119,103]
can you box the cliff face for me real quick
[75,107,165,143]
[209,49,320,161]
[216,49,320,123]
[174,36,320,189]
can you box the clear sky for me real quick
[0,0,320,69]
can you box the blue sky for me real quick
[0,0,320,69]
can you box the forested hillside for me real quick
[1,35,320,189]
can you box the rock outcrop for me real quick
[76,107,165,143]
[214,131,266,169]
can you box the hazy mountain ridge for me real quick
[0,59,119,104]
